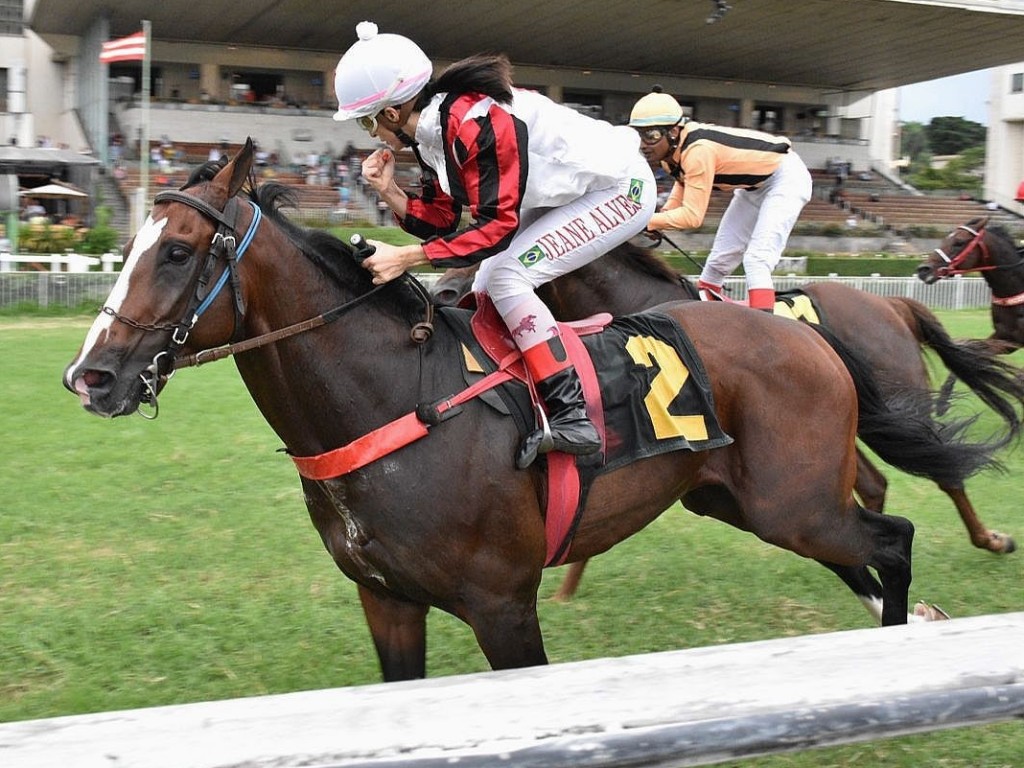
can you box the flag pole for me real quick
[139,19,151,227]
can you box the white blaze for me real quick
[64,214,168,386]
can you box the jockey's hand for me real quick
[361,149,395,194]
[642,228,663,245]
[362,240,428,285]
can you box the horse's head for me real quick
[916,216,992,284]
[63,138,261,418]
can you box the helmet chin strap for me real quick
[395,128,418,148]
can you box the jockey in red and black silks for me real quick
[332,22,655,466]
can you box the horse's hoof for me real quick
[913,601,951,621]
[990,532,1016,554]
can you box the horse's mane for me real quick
[987,223,1016,248]
[615,241,700,299]
[182,163,427,324]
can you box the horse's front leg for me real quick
[357,585,430,681]
[941,485,1017,554]
[465,593,548,670]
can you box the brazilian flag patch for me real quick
[628,178,645,204]
[518,245,546,268]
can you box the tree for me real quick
[925,116,986,155]
[900,121,929,161]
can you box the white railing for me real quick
[1,613,1021,768]
[0,273,994,312]
[0,252,123,274]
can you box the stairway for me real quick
[94,170,132,242]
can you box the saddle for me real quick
[699,286,822,324]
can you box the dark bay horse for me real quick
[436,243,1024,593]
[917,217,1024,359]
[64,140,990,680]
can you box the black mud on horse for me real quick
[64,139,991,680]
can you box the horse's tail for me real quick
[808,323,1006,487]
[889,296,1024,433]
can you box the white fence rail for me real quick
[1,612,1021,768]
[0,273,996,312]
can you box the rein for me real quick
[118,188,434,390]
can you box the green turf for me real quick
[1,311,1021,766]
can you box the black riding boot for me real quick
[517,338,601,468]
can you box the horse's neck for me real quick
[985,235,1024,295]
[234,249,425,457]
[542,256,694,319]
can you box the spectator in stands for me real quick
[209,141,228,163]
[628,87,811,311]
[332,21,655,464]
[22,198,47,221]
[1016,181,1024,203]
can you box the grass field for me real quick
[1,310,1022,766]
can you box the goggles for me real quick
[635,126,671,145]
[356,113,380,134]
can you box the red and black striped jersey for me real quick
[402,88,641,267]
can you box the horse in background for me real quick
[434,242,1024,600]
[917,217,1024,360]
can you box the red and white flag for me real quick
[99,32,147,64]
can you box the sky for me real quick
[898,68,991,126]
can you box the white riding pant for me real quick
[473,157,656,351]
[699,151,812,291]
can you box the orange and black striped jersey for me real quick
[650,122,791,231]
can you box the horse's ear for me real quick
[208,138,255,206]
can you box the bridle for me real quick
[930,221,1024,308]
[104,186,434,418]
[930,223,995,278]
[100,190,259,418]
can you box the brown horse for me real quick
[63,140,991,680]
[436,243,1024,591]
[917,217,1024,358]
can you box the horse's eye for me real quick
[167,244,192,264]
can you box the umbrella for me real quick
[20,182,88,199]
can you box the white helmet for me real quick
[333,21,433,122]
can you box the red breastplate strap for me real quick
[291,365,515,481]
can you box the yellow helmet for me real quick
[629,87,683,128]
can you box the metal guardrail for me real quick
[0,272,994,312]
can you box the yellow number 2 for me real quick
[624,335,709,442]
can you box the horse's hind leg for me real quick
[850,505,914,626]
[818,562,885,624]
[553,560,588,602]
[357,585,429,681]
[941,485,1016,554]
[853,447,887,512]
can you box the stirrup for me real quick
[516,402,555,469]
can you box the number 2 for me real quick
[624,335,709,441]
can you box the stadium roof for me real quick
[27,0,1024,93]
